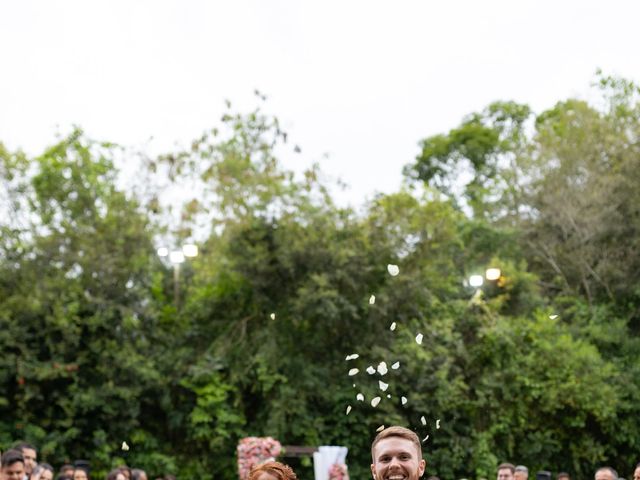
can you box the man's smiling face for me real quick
[371,436,426,480]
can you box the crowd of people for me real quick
[2,430,640,480]
[0,443,164,480]
[246,426,640,480]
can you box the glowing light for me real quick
[485,268,501,281]
[182,244,198,257]
[469,275,484,287]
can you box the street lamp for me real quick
[467,268,502,289]
[157,244,198,306]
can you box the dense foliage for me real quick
[1,75,639,480]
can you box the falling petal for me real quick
[348,368,359,376]
[421,416,427,426]
[376,425,385,432]
[549,314,559,320]
[353,384,356,388]
[121,441,129,451]
[345,354,359,361]
[387,394,391,398]
[422,435,429,443]
[390,322,397,331]
[401,396,408,405]
[369,295,376,305]
[391,361,400,370]
[270,313,276,320]
[371,396,381,407]
[377,362,388,375]
[356,393,365,401]
[436,419,441,429]
[366,366,376,375]
[379,380,389,391]
[387,264,400,276]
[416,333,424,345]
[346,405,352,415]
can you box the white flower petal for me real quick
[401,396,408,405]
[356,393,365,401]
[390,322,397,331]
[369,295,376,305]
[379,380,389,391]
[391,361,400,370]
[436,419,441,429]
[345,354,359,361]
[270,313,276,320]
[387,264,400,276]
[346,405,352,415]
[121,441,129,451]
[348,368,359,376]
[422,435,429,443]
[421,415,427,426]
[549,314,559,320]
[377,362,388,375]
[386,394,391,398]
[415,333,424,345]
[366,366,376,375]
[376,425,385,432]
[371,396,381,407]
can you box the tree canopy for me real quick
[1,76,640,480]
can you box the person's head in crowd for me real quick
[106,469,126,480]
[56,476,73,480]
[515,466,529,480]
[31,463,54,480]
[497,463,516,480]
[116,467,131,480]
[59,465,74,477]
[249,461,298,480]
[14,442,37,477]
[60,466,74,476]
[370,426,426,480]
[595,467,618,480]
[131,470,147,480]
[73,467,90,480]
[557,472,570,480]
[2,449,25,480]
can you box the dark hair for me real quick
[60,465,75,474]
[33,464,55,477]
[1,449,25,467]
[14,442,37,453]
[57,476,74,480]
[557,473,570,479]
[131,470,147,480]
[107,469,124,480]
[498,464,516,475]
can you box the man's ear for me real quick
[419,459,427,477]
[371,463,377,479]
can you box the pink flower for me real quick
[237,437,282,480]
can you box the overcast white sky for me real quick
[2,0,639,208]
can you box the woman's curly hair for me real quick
[248,461,298,480]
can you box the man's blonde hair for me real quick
[371,426,422,462]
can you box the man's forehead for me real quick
[374,437,418,456]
